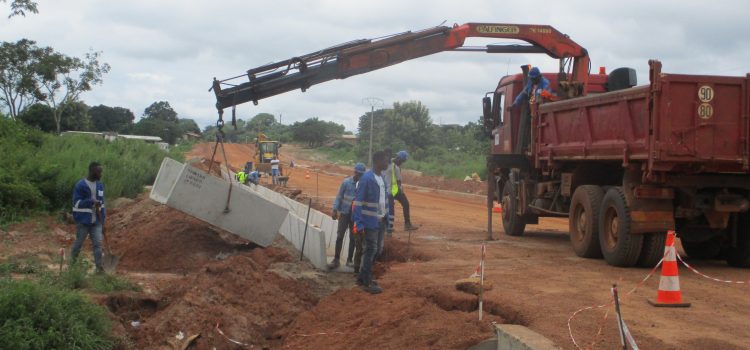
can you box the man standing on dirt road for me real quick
[353,151,390,294]
[271,156,281,185]
[327,162,366,270]
[385,151,418,234]
[70,162,106,273]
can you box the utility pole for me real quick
[362,97,384,167]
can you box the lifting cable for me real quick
[207,105,237,214]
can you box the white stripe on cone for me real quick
[658,275,681,292]
[664,246,676,261]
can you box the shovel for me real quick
[98,208,120,272]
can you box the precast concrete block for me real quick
[150,158,288,247]
[229,170,354,270]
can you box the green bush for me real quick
[0,279,113,350]
[88,273,140,294]
[0,118,184,224]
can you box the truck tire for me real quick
[637,232,667,267]
[569,185,604,258]
[501,180,526,236]
[598,187,644,267]
[681,238,721,260]
[727,213,750,268]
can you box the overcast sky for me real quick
[3,0,749,131]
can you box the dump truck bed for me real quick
[535,63,750,175]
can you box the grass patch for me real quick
[0,256,42,276]
[1,118,187,225]
[88,273,140,294]
[0,278,114,350]
[38,259,140,293]
[316,145,358,166]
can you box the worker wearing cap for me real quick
[512,67,554,107]
[328,162,366,270]
[384,151,418,233]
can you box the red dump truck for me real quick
[485,60,750,267]
[210,22,749,268]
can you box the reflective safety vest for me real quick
[235,171,247,183]
[390,164,399,197]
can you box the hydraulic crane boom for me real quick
[211,22,590,113]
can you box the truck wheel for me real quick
[501,180,526,236]
[637,232,667,267]
[569,185,604,258]
[598,187,644,267]
[727,213,750,268]
[681,238,721,260]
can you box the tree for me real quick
[356,101,433,158]
[59,101,91,131]
[131,101,180,144]
[178,118,200,134]
[0,39,45,118]
[89,105,134,132]
[36,49,110,133]
[17,103,54,132]
[291,117,344,148]
[2,0,38,18]
[143,101,177,122]
[246,113,276,132]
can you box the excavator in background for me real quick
[253,132,282,175]
[210,22,750,268]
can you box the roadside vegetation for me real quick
[0,256,138,350]
[0,117,186,225]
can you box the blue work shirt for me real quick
[513,76,553,106]
[333,176,357,215]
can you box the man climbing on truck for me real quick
[328,162,366,270]
[385,151,418,233]
[512,67,555,108]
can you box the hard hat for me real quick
[354,162,366,174]
[528,67,541,78]
[397,150,409,160]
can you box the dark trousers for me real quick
[353,230,364,272]
[357,227,379,287]
[333,213,355,262]
[393,191,411,225]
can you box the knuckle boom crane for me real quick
[210,22,590,113]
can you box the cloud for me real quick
[2,0,748,131]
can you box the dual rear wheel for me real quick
[569,186,665,267]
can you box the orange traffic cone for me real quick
[649,230,691,307]
[305,170,310,179]
[492,201,503,213]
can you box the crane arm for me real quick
[211,23,590,111]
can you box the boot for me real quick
[361,284,382,294]
[404,223,419,231]
[327,260,340,270]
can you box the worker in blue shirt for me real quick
[247,170,261,186]
[352,151,390,294]
[327,162,366,270]
[512,67,554,107]
[70,162,106,273]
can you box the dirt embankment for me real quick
[103,194,335,349]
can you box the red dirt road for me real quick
[190,142,750,349]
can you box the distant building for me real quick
[337,134,358,145]
[61,131,167,149]
[183,132,201,142]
